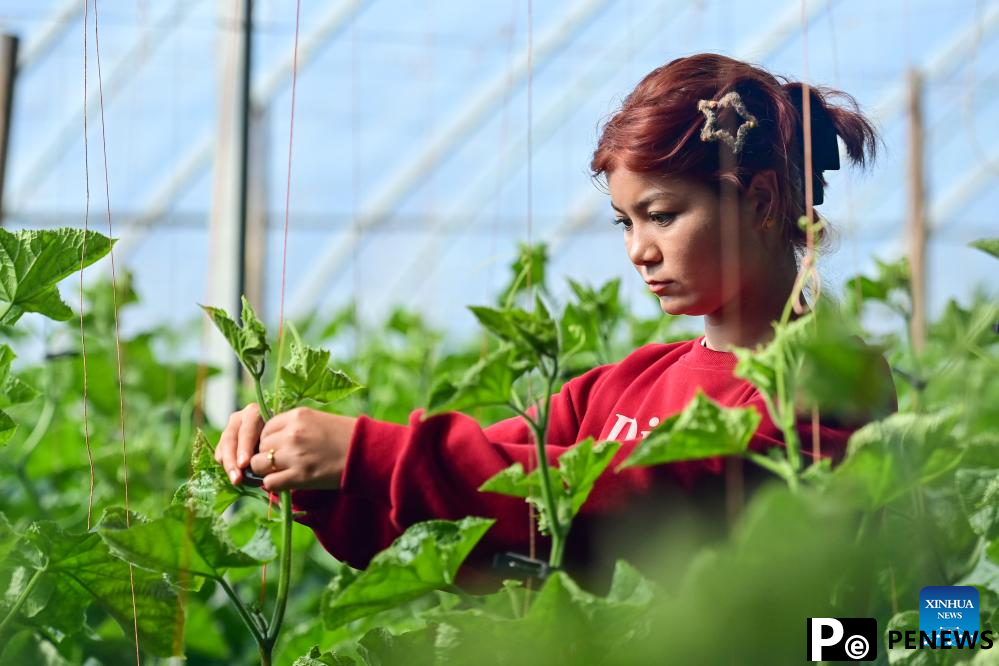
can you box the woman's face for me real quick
[606,168,778,317]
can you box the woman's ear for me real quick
[745,170,779,228]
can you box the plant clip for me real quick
[243,469,265,487]
[492,551,555,581]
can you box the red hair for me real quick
[591,53,878,252]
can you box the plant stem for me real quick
[743,450,790,482]
[0,567,45,637]
[254,378,274,421]
[510,397,565,569]
[513,357,566,569]
[774,354,801,476]
[217,575,265,647]
[267,491,293,645]
[249,374,295,658]
[20,399,56,461]
[531,416,564,568]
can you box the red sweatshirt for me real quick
[290,337,858,569]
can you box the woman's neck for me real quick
[702,263,799,352]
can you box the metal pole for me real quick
[907,69,927,353]
[203,0,253,425]
[0,35,18,223]
[236,0,253,315]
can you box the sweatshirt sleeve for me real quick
[289,362,658,568]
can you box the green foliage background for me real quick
[0,233,995,665]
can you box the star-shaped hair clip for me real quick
[697,91,758,156]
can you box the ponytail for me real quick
[781,82,878,205]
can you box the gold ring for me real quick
[266,448,277,471]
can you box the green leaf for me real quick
[469,306,520,343]
[0,344,38,445]
[520,560,655,655]
[17,520,182,657]
[424,345,530,416]
[0,512,18,563]
[618,390,761,470]
[356,626,435,665]
[0,345,38,408]
[293,645,357,665]
[478,462,539,499]
[499,241,548,307]
[321,517,494,631]
[796,326,895,421]
[0,630,70,665]
[558,438,621,517]
[0,228,114,326]
[480,438,620,535]
[970,238,999,260]
[0,409,14,447]
[478,463,549,532]
[833,411,963,509]
[732,315,813,401]
[470,300,558,360]
[200,295,269,378]
[97,505,275,580]
[173,429,257,515]
[559,278,624,365]
[956,469,999,541]
[276,341,363,411]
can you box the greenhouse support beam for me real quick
[861,3,999,141]
[287,0,616,317]
[378,0,703,307]
[106,0,366,264]
[907,69,927,353]
[928,145,999,229]
[204,0,253,426]
[10,1,198,210]
[244,108,270,318]
[0,34,18,222]
[17,0,79,73]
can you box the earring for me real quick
[762,218,776,230]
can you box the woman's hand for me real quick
[214,404,357,492]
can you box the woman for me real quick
[214,53,884,570]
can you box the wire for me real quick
[92,1,141,661]
[79,0,95,534]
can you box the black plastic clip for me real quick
[492,552,554,581]
[242,470,265,487]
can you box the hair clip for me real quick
[697,91,758,156]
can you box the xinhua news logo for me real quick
[920,586,978,647]
[807,618,877,661]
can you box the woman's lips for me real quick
[647,280,675,295]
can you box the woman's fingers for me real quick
[216,411,242,483]
[262,468,299,493]
[236,403,264,469]
[260,407,294,439]
[249,446,284,477]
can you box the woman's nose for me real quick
[626,225,662,266]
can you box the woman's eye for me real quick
[612,217,632,230]
[649,212,676,226]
